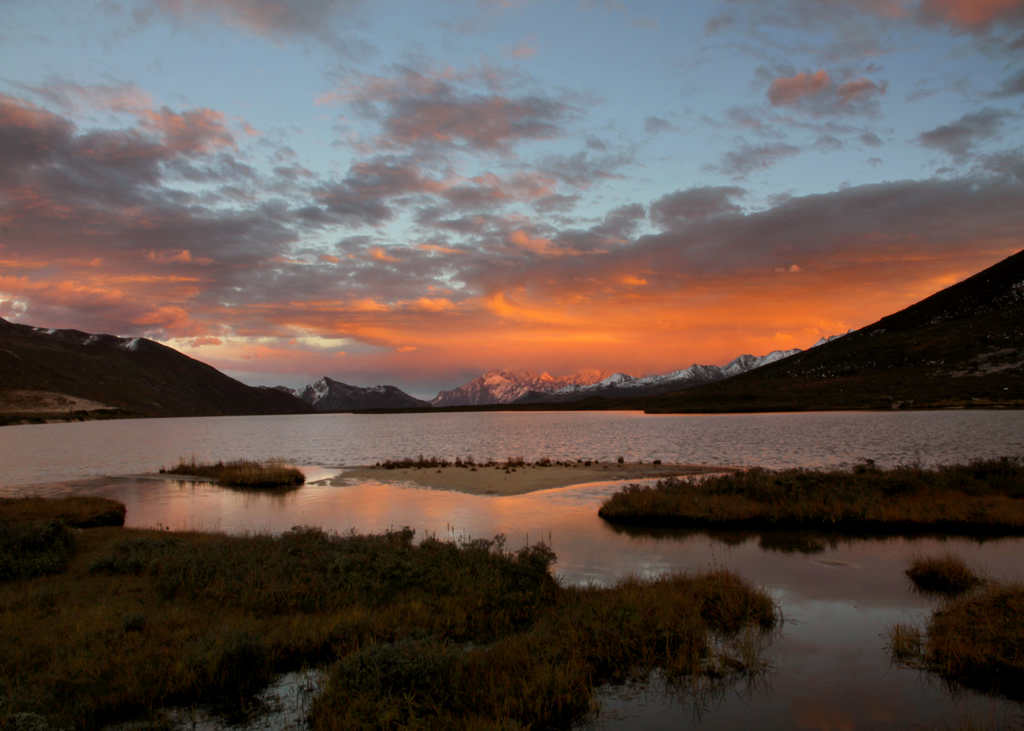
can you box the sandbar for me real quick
[336,461,736,496]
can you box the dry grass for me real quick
[906,555,984,596]
[890,583,1024,700]
[309,571,777,730]
[599,458,1024,533]
[160,458,305,489]
[0,502,777,729]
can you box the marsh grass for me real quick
[598,458,1024,533]
[160,458,305,489]
[906,555,984,596]
[889,583,1024,701]
[0,498,125,582]
[309,571,776,730]
[0,505,776,729]
[0,519,75,581]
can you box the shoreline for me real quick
[335,461,736,496]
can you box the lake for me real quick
[3,409,1024,487]
[3,409,1024,729]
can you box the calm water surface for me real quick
[4,410,1024,729]
[3,409,1024,486]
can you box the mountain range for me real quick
[2,250,1020,421]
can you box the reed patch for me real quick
[160,458,305,489]
[598,458,1024,533]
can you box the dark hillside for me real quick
[646,250,1024,412]
[0,319,313,419]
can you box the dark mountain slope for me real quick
[646,250,1024,412]
[0,319,313,419]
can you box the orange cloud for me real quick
[768,70,831,105]
[919,0,1024,28]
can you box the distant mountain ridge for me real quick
[284,376,429,411]
[0,318,312,420]
[430,369,607,407]
[432,348,815,407]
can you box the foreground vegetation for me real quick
[160,458,305,488]
[891,576,1024,700]
[0,500,776,729]
[905,554,985,596]
[0,497,125,581]
[599,458,1024,533]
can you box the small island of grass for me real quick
[160,458,305,489]
[0,497,777,729]
[905,554,984,596]
[598,458,1024,534]
[891,577,1024,701]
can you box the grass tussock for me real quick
[160,458,305,489]
[0,504,776,729]
[598,457,1024,533]
[890,583,1024,700]
[906,555,984,596]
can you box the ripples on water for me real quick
[2,409,1023,487]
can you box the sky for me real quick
[1,0,1022,398]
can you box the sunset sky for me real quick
[1,0,1022,397]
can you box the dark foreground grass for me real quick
[906,555,984,596]
[0,505,776,729]
[598,458,1024,533]
[0,498,124,582]
[890,583,1024,701]
[160,458,305,488]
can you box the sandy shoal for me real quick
[336,462,736,496]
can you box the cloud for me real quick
[767,68,886,117]
[13,79,153,115]
[538,148,633,188]
[644,116,675,134]
[993,69,1024,96]
[139,0,362,46]
[650,187,745,229]
[916,0,1024,31]
[329,67,573,154]
[918,107,1014,160]
[769,70,831,105]
[718,143,801,178]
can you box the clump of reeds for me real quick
[598,457,1024,533]
[906,554,984,595]
[160,458,304,489]
[889,583,1024,700]
[310,570,776,729]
